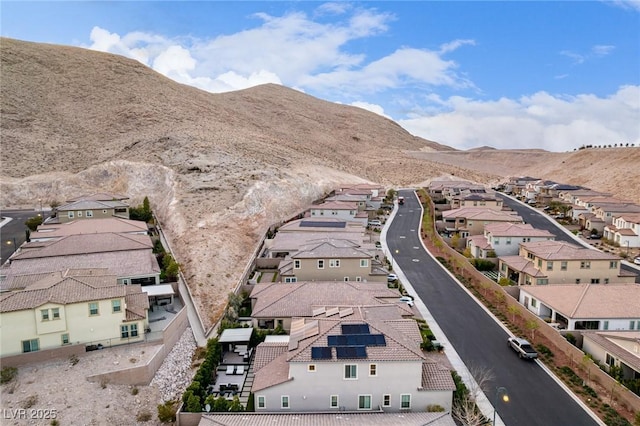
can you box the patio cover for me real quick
[141,284,175,297]
[219,327,254,343]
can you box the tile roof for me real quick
[467,235,491,250]
[292,240,371,259]
[498,256,547,277]
[251,282,408,319]
[278,218,366,233]
[125,289,150,321]
[269,232,365,253]
[420,362,456,391]
[2,249,160,279]
[326,194,369,202]
[442,208,522,222]
[32,218,148,239]
[0,270,147,313]
[520,284,640,319]
[199,412,457,426]
[521,241,621,261]
[582,331,640,373]
[252,343,290,391]
[311,201,358,210]
[57,199,129,211]
[484,222,555,238]
[13,233,152,259]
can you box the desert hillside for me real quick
[1,37,639,328]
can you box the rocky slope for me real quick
[2,37,639,328]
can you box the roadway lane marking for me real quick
[413,246,420,249]
[399,236,406,239]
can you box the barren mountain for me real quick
[2,37,639,329]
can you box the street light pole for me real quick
[7,238,17,253]
[493,386,509,425]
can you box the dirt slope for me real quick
[1,37,639,328]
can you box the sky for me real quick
[2,1,639,152]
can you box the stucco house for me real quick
[278,239,386,283]
[309,201,367,224]
[2,232,161,286]
[582,331,640,381]
[518,284,640,331]
[0,269,149,357]
[52,193,131,224]
[451,193,503,210]
[441,208,522,238]
[604,213,640,249]
[498,240,635,286]
[30,217,149,242]
[251,318,456,413]
[467,223,555,258]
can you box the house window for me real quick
[52,308,60,319]
[89,302,99,316]
[506,237,512,245]
[284,277,297,283]
[531,299,537,308]
[86,210,93,217]
[382,394,391,407]
[355,276,362,282]
[546,261,553,271]
[343,277,349,282]
[22,339,39,353]
[68,211,74,218]
[605,353,615,366]
[561,261,567,271]
[330,395,339,408]
[41,309,50,321]
[294,260,301,269]
[369,364,377,376]
[630,321,636,330]
[131,324,139,337]
[604,278,609,284]
[360,259,368,267]
[329,259,341,268]
[281,396,290,409]
[317,259,324,269]
[603,321,609,330]
[401,394,411,409]
[308,364,316,372]
[580,261,591,269]
[121,325,130,338]
[112,300,121,313]
[494,238,500,245]
[358,395,372,410]
[61,333,70,345]
[591,279,600,284]
[257,396,266,409]
[609,261,617,269]
[331,210,338,215]
[537,259,542,268]
[344,364,357,379]
[536,279,548,285]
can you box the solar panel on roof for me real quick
[299,221,347,228]
[311,347,332,360]
[341,324,370,334]
[336,346,367,359]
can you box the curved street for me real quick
[387,189,600,426]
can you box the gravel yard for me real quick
[1,328,197,426]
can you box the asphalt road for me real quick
[389,190,599,426]
[496,193,640,283]
[0,209,39,264]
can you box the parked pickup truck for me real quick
[508,337,538,360]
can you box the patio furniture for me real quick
[236,365,244,375]
[226,365,234,375]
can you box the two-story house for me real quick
[498,240,636,286]
[582,331,640,382]
[0,269,149,357]
[467,223,555,258]
[278,239,386,283]
[518,283,640,331]
[252,318,455,413]
[30,217,149,242]
[441,208,522,238]
[309,201,367,224]
[604,213,640,248]
[53,193,130,224]
[451,193,503,210]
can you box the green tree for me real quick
[228,395,244,412]
[185,394,201,412]
[24,216,43,232]
[507,305,521,322]
[163,254,180,281]
[213,396,229,412]
[525,319,540,341]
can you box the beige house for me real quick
[518,284,640,331]
[53,193,130,224]
[441,207,522,237]
[278,239,386,283]
[252,318,455,413]
[582,331,640,381]
[452,193,503,210]
[309,201,366,223]
[0,269,149,357]
[30,217,149,242]
[467,223,555,258]
[250,281,414,331]
[604,213,640,248]
[498,241,635,286]
[2,232,160,286]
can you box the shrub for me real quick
[157,400,178,423]
[24,216,43,231]
[535,344,554,358]
[427,404,445,412]
[22,395,38,409]
[185,394,202,412]
[69,354,79,366]
[564,333,577,346]
[1,367,18,384]
[131,387,139,396]
[472,259,496,271]
[50,420,59,426]
[136,410,153,422]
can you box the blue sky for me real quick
[2,1,639,152]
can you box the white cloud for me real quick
[439,39,476,54]
[398,85,640,152]
[608,0,640,12]
[350,101,391,119]
[560,44,616,64]
[592,44,615,56]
